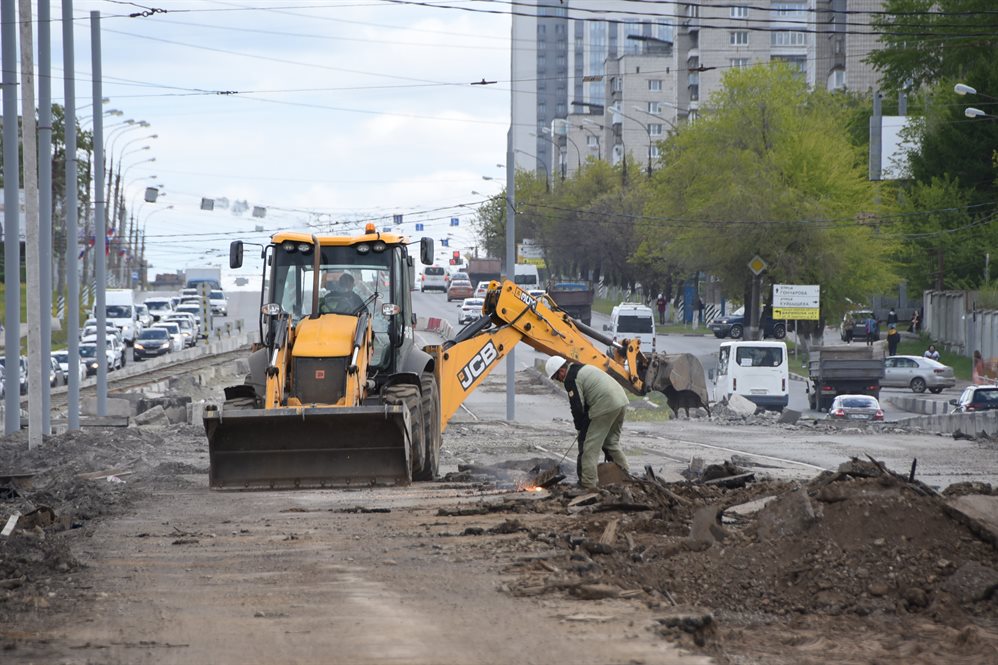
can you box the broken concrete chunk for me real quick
[725,393,758,417]
[943,561,998,603]
[778,408,802,424]
[689,504,728,545]
[133,405,170,427]
[755,487,822,541]
[82,396,131,418]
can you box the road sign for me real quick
[773,284,820,320]
[748,255,767,275]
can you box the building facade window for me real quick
[612,77,623,92]
[730,6,748,18]
[772,2,807,18]
[651,145,661,159]
[587,135,598,147]
[649,123,663,137]
[771,31,807,47]
[730,58,749,69]
[648,79,662,91]
[647,101,662,114]
[730,31,748,45]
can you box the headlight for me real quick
[134,343,145,349]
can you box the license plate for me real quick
[750,389,767,395]
[848,414,867,420]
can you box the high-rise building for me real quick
[512,1,885,179]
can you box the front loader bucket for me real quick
[644,352,710,411]
[204,404,412,489]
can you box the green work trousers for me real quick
[578,406,629,489]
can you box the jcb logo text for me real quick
[458,341,499,390]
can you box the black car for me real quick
[133,328,173,361]
[709,307,786,340]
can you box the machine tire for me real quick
[730,324,743,339]
[929,387,944,394]
[773,323,787,339]
[910,377,927,393]
[383,384,425,481]
[414,374,441,481]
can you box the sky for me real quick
[55,0,512,282]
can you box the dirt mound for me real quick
[473,458,998,664]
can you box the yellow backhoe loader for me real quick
[203,226,709,489]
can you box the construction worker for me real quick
[546,356,630,490]
[321,272,366,315]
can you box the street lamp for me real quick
[514,148,550,192]
[530,131,565,180]
[954,83,998,120]
[612,106,653,176]
[121,156,156,183]
[579,120,602,161]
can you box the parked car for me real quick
[882,355,956,393]
[841,310,878,343]
[152,322,186,352]
[949,385,998,413]
[208,290,228,316]
[446,277,474,302]
[709,306,786,340]
[53,350,87,385]
[827,394,884,421]
[49,356,67,387]
[458,297,485,325]
[133,327,174,361]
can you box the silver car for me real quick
[883,355,956,394]
[827,394,884,421]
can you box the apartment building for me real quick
[511,1,884,180]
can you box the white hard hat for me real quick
[545,355,568,378]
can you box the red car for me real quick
[447,279,474,302]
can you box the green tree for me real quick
[638,65,896,324]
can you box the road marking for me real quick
[651,434,829,472]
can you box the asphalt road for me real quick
[408,291,963,423]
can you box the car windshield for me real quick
[616,315,654,334]
[452,273,469,281]
[841,397,877,408]
[464,299,483,307]
[210,291,224,299]
[106,305,132,318]
[53,352,68,363]
[156,324,181,334]
[139,329,169,340]
[79,345,97,358]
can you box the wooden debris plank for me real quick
[599,518,619,546]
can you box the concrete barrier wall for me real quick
[924,290,998,365]
[415,316,454,340]
[887,395,951,416]
[895,409,998,435]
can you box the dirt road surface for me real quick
[2,365,997,664]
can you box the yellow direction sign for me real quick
[748,255,768,276]
[773,306,820,320]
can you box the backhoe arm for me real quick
[426,280,709,429]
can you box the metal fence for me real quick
[923,290,997,361]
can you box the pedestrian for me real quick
[886,324,900,356]
[546,356,630,491]
[697,297,706,326]
[909,310,920,333]
[887,307,898,326]
[972,350,988,385]
[923,344,940,361]
[843,316,855,344]
[865,315,877,346]
[656,293,666,325]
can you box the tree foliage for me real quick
[637,65,897,320]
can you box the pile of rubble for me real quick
[444,458,998,663]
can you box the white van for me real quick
[607,303,656,353]
[713,341,789,411]
[94,289,139,344]
[513,264,540,289]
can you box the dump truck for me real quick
[466,257,502,289]
[806,345,885,412]
[545,280,594,325]
[202,225,709,489]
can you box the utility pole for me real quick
[39,0,54,435]
[2,0,22,436]
[91,11,108,415]
[63,0,81,431]
[20,0,42,448]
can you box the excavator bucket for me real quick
[643,352,710,412]
[203,405,412,489]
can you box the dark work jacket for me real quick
[563,363,589,440]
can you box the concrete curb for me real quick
[888,395,951,416]
[895,409,998,434]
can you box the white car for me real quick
[135,303,154,329]
[209,290,228,316]
[420,266,448,293]
[143,298,174,322]
[79,337,123,371]
[52,350,88,385]
[151,322,185,353]
[474,281,489,298]
[164,316,198,347]
[458,298,485,325]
